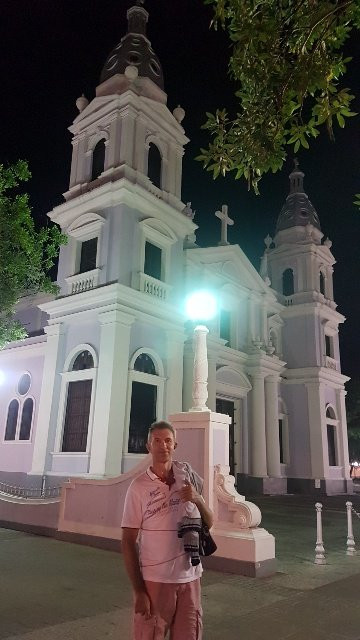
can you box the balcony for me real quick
[133,272,172,301]
[65,268,100,295]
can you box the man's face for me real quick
[146,428,177,464]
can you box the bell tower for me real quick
[50,0,195,299]
[262,162,352,494]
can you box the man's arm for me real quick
[121,528,151,618]
[180,482,214,529]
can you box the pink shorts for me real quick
[133,578,202,640]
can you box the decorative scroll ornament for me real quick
[214,465,262,528]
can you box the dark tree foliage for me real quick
[198,0,360,194]
[0,161,66,348]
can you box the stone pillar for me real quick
[250,374,267,477]
[107,117,121,169]
[247,294,256,344]
[306,382,328,478]
[30,324,66,475]
[265,376,281,477]
[69,138,79,189]
[326,266,334,301]
[119,108,137,167]
[336,388,351,479]
[89,308,135,476]
[165,329,185,415]
[169,410,276,577]
[182,340,194,412]
[207,354,217,412]
[261,300,268,344]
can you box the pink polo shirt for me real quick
[121,466,202,583]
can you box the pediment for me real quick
[185,245,275,299]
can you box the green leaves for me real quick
[0,160,66,349]
[199,0,359,194]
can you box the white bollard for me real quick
[314,502,326,565]
[346,501,356,556]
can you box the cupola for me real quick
[100,0,164,90]
[276,160,321,233]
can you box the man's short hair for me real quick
[147,420,176,442]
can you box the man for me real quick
[121,420,213,640]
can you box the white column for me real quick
[250,374,267,477]
[336,388,351,479]
[207,354,217,412]
[265,376,281,477]
[30,323,66,475]
[165,329,185,415]
[89,309,135,476]
[326,266,334,301]
[107,117,120,169]
[247,295,256,344]
[182,340,194,412]
[69,138,79,188]
[306,382,328,478]
[261,300,268,344]
[119,108,137,167]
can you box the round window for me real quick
[18,373,31,395]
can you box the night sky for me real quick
[1,0,359,378]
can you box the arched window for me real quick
[147,142,162,189]
[282,268,294,296]
[128,353,160,454]
[4,399,19,441]
[134,353,156,375]
[91,140,105,181]
[320,271,325,296]
[72,350,94,371]
[60,348,96,453]
[326,405,338,466]
[326,406,336,420]
[19,398,34,440]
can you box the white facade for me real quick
[0,3,352,495]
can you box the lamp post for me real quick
[185,290,217,412]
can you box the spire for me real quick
[289,158,305,194]
[127,1,148,36]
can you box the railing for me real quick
[0,481,62,500]
[325,355,339,371]
[139,272,172,301]
[65,268,100,295]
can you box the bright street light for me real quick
[0,370,5,386]
[185,290,217,322]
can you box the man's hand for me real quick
[179,479,201,506]
[134,589,152,619]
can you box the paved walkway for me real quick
[1,495,360,640]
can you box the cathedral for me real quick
[0,1,352,498]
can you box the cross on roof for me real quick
[215,204,234,246]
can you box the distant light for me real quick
[0,370,5,386]
[185,290,217,322]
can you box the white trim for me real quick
[129,348,165,377]
[63,344,98,372]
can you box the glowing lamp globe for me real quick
[0,370,5,386]
[185,291,217,323]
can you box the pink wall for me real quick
[0,351,44,472]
